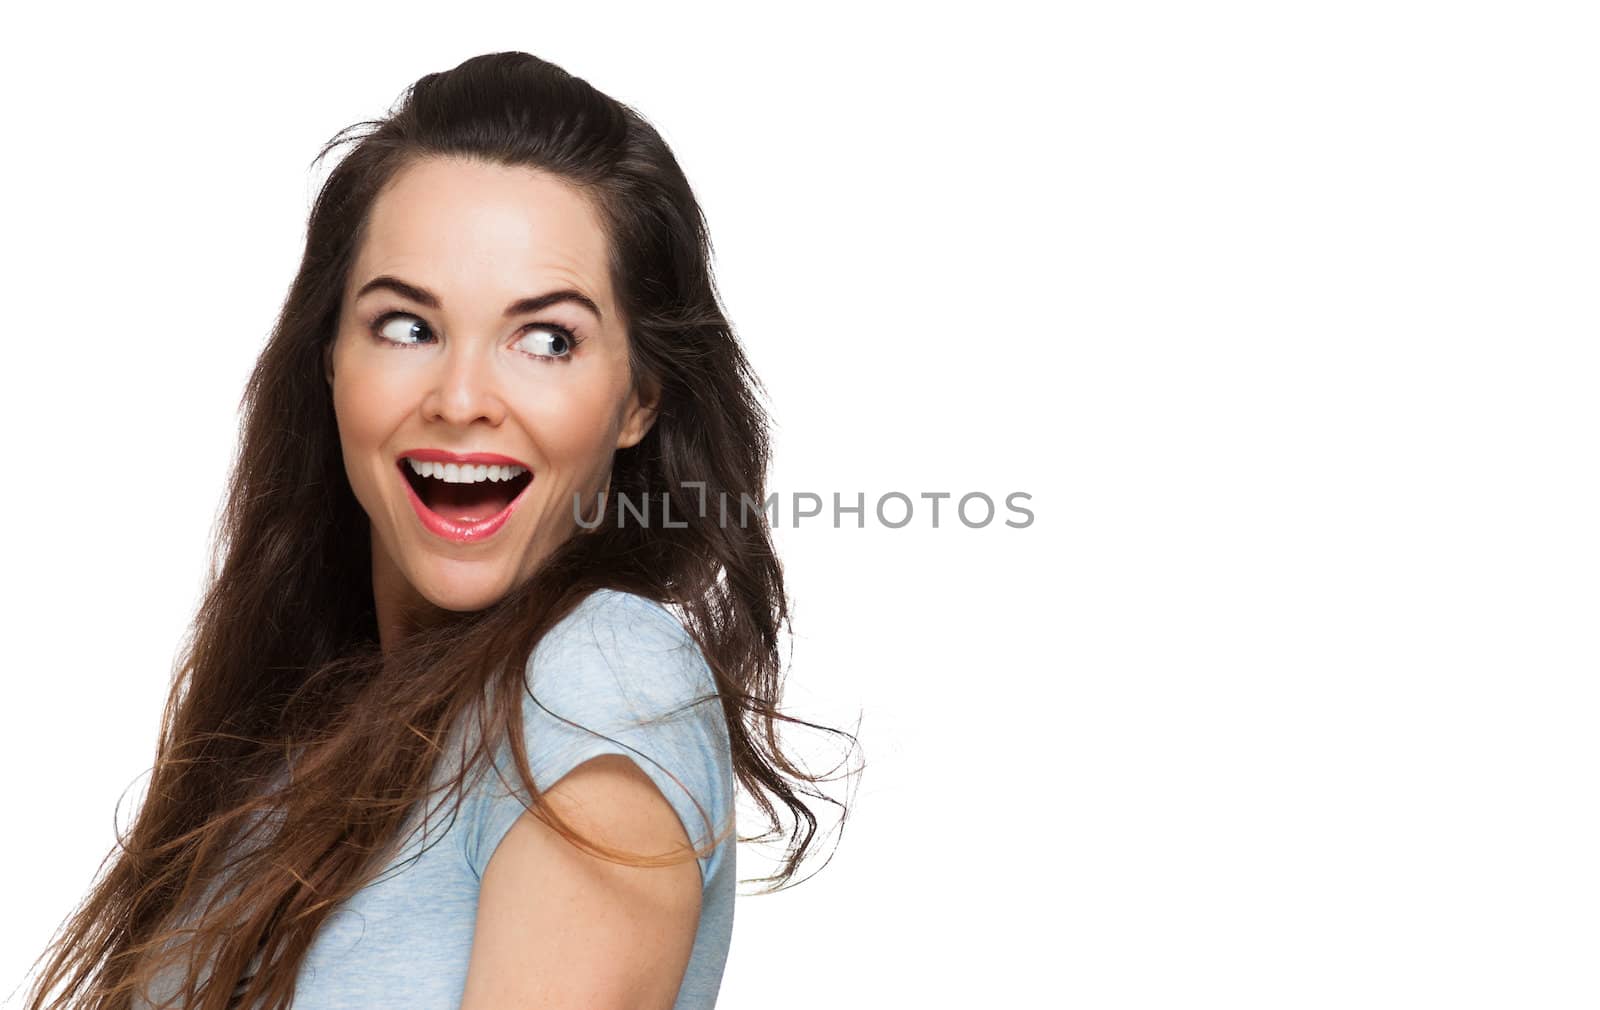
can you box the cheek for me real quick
[331,364,410,473]
[332,380,383,453]
[517,382,623,467]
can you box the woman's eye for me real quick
[374,313,431,345]
[516,324,577,360]
[369,313,576,358]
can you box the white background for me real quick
[3,2,1596,1007]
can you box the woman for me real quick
[26,51,852,1010]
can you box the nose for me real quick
[419,339,507,428]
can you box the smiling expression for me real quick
[327,156,658,626]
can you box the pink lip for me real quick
[399,447,531,468]
[396,454,534,545]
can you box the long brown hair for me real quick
[26,51,859,1010]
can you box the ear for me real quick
[322,342,335,386]
[615,376,661,450]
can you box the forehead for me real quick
[352,156,613,307]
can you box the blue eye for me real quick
[366,311,583,362]
[516,323,582,361]
[372,312,432,346]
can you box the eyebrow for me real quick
[354,274,603,323]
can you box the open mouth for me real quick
[398,458,535,526]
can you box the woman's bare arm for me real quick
[460,754,703,1010]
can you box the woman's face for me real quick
[327,156,656,622]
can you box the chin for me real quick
[410,559,518,613]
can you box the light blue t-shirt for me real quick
[161,588,737,1009]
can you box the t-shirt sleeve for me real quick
[462,589,736,887]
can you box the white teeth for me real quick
[406,457,528,483]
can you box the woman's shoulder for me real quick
[518,589,720,739]
[460,587,734,883]
[559,587,691,638]
[532,589,713,701]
